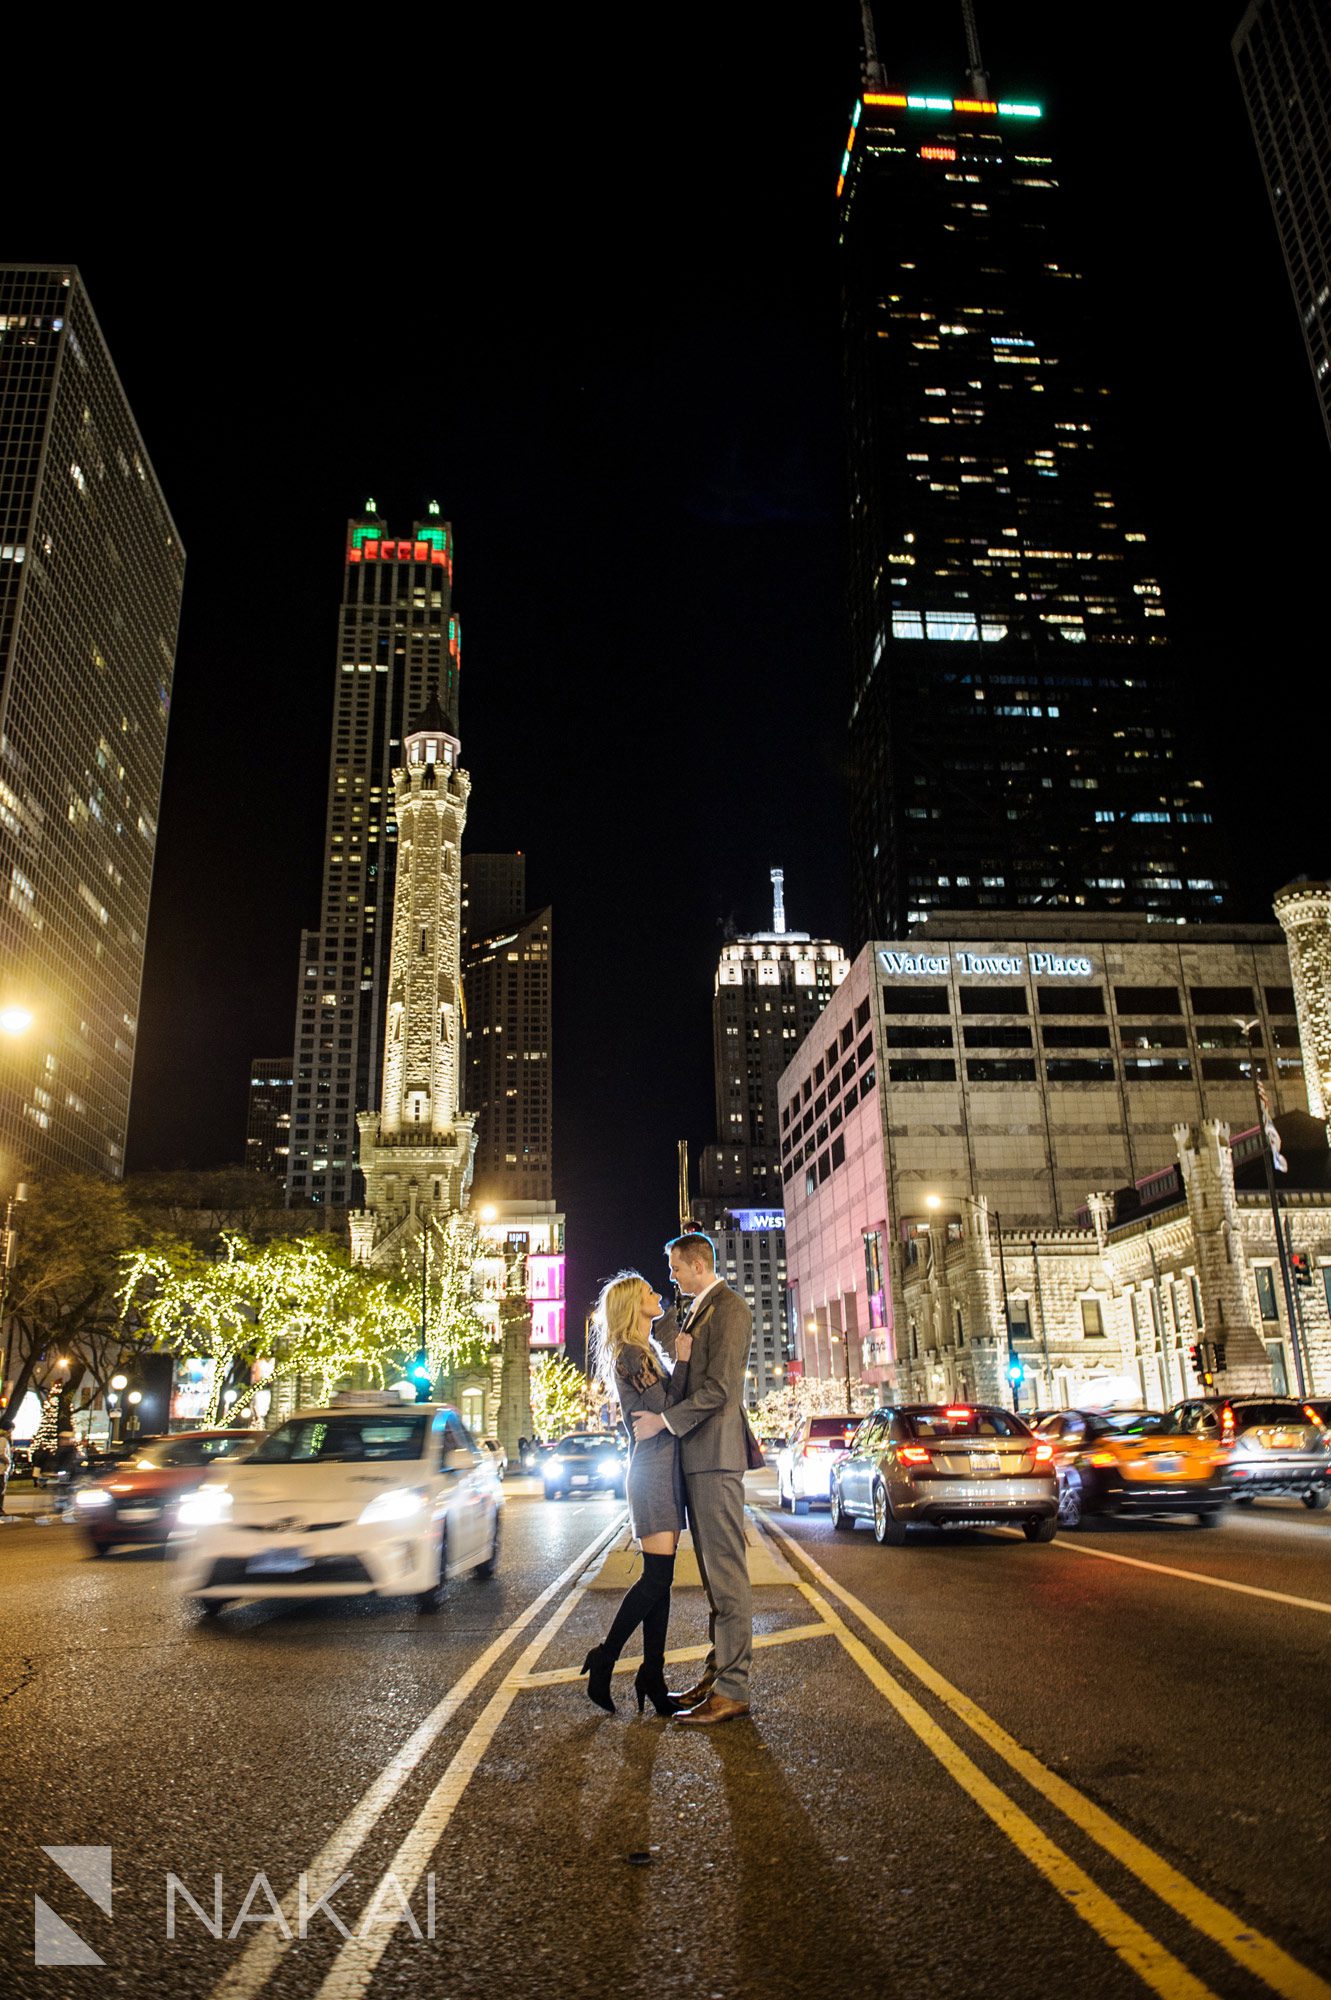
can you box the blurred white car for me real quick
[175,1393,501,1618]
[775,1413,858,1513]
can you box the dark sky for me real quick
[19,5,1327,1334]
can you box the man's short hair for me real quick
[665,1230,716,1271]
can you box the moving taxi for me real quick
[1035,1409,1229,1527]
[175,1393,501,1618]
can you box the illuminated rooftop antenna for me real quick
[859,0,886,88]
[365,496,378,516]
[771,868,787,937]
[427,499,441,516]
[960,0,990,98]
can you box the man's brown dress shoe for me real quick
[674,1693,750,1726]
[669,1674,715,1709]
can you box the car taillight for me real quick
[898,1446,932,1466]
[1088,1450,1115,1467]
[1033,1443,1053,1463]
[1221,1407,1235,1445]
[943,1407,971,1420]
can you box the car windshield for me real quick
[904,1406,1031,1440]
[249,1417,427,1464]
[132,1436,255,1469]
[554,1438,619,1456]
[1104,1411,1171,1437]
[1233,1403,1316,1430]
[806,1419,857,1447]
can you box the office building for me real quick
[286,508,462,1207]
[245,1056,294,1179]
[781,910,1306,1391]
[0,265,185,1179]
[692,872,849,1402]
[1233,0,1331,451]
[462,854,553,1203]
[839,37,1230,939]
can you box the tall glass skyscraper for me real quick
[1233,0,1331,451]
[0,265,184,1180]
[285,509,462,1208]
[840,68,1231,943]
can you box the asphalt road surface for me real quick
[2,1470,1328,2000]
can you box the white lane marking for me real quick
[1001,1531,1331,1614]
[208,1515,623,2000]
[314,1545,605,2000]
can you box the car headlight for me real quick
[358,1486,426,1525]
[546,1458,566,1476]
[75,1487,112,1509]
[597,1458,618,1477]
[178,1486,233,1527]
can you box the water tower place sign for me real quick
[878,949,1095,978]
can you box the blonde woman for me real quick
[580,1270,691,1716]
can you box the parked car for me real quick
[775,1414,858,1513]
[542,1433,626,1499]
[1167,1397,1331,1509]
[75,1430,262,1553]
[829,1404,1058,1544]
[1036,1409,1229,1527]
[175,1393,502,1617]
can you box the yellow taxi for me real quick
[1034,1409,1229,1528]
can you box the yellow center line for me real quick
[512,1620,834,1689]
[762,1515,1331,2000]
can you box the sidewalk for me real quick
[0,1486,69,1523]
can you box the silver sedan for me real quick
[830,1404,1059,1544]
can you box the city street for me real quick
[2,1471,1329,2000]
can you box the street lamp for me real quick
[0,1005,33,1039]
[805,1315,819,1379]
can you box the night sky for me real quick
[18,5,1326,1337]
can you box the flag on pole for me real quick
[1257,1078,1287,1173]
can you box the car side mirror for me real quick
[443,1448,474,1475]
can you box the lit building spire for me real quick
[859,0,886,88]
[960,0,990,98]
[771,867,787,936]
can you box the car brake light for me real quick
[1088,1450,1115,1467]
[1221,1406,1235,1444]
[1033,1443,1053,1463]
[943,1407,970,1420]
[898,1445,932,1466]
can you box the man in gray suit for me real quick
[631,1231,753,1725]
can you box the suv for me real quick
[1167,1397,1331,1509]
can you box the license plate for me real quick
[118,1506,160,1522]
[247,1548,311,1575]
[969,1453,1000,1475]
[1150,1456,1183,1474]
[571,1474,589,1484]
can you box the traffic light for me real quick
[1290,1252,1312,1288]
[1006,1351,1025,1387]
[1189,1342,1214,1388]
[410,1350,433,1402]
[1187,1343,1202,1374]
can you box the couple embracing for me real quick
[580,1231,754,1726]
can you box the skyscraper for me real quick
[694,871,849,1402]
[0,266,184,1180]
[286,508,461,1207]
[1233,0,1331,451]
[699,872,850,1209]
[245,1056,294,1179]
[841,21,1230,943]
[462,854,553,1204]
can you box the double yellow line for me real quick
[759,1515,1331,2000]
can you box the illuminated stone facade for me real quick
[1274,879,1331,1121]
[349,698,476,1266]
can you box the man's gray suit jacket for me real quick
[663,1282,752,1471]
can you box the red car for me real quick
[74,1430,261,1554]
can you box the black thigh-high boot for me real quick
[634,1554,681,1716]
[581,1552,674,1714]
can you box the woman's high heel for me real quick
[581,1646,616,1713]
[634,1665,683,1717]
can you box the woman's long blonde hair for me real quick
[589,1268,659,1393]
